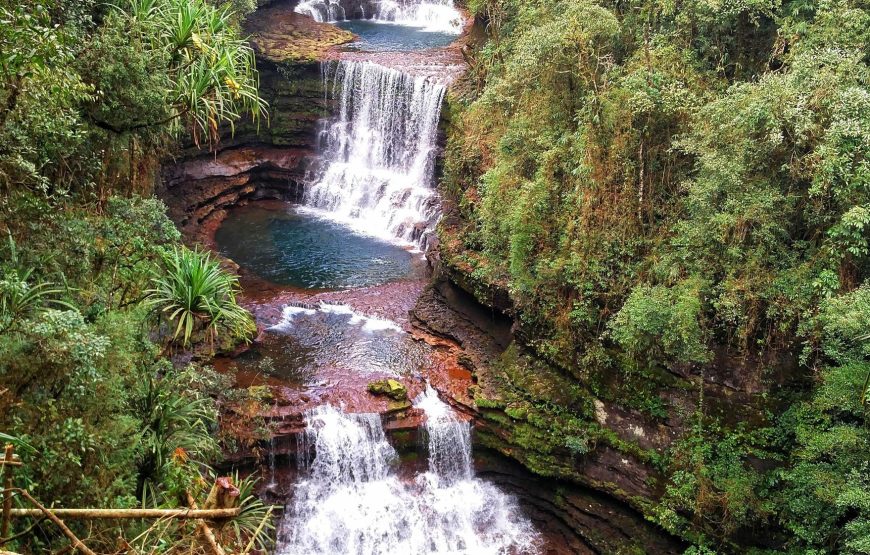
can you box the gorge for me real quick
[169,0,562,552]
[154,0,704,552]
[4,0,866,552]
[163,0,686,552]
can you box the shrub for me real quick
[608,279,711,365]
[146,247,256,347]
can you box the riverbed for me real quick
[209,1,550,553]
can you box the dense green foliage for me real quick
[147,247,256,347]
[0,0,266,551]
[1,0,867,550]
[444,0,870,551]
[0,0,265,197]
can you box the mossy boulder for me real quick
[367,379,408,401]
[246,5,354,64]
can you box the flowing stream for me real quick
[255,4,541,552]
[277,386,539,554]
[295,0,463,34]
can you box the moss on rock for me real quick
[246,5,353,63]
[367,378,408,401]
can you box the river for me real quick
[213,2,545,553]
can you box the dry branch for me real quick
[5,489,96,555]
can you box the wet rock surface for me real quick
[410,276,686,553]
[214,263,471,465]
[159,4,340,245]
[248,1,354,62]
[476,450,686,555]
[159,2,691,552]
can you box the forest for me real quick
[0,0,271,551]
[441,0,870,551]
[0,0,868,552]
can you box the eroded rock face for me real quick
[159,55,325,241]
[410,277,688,552]
[161,146,309,242]
[475,449,685,554]
[410,251,807,552]
[158,4,347,244]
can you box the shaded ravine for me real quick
[160,1,687,552]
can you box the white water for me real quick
[415,383,474,481]
[295,0,463,34]
[271,302,404,333]
[277,389,540,554]
[301,60,445,249]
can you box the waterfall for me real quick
[277,400,540,554]
[267,435,278,490]
[415,383,473,481]
[294,0,463,34]
[301,60,445,249]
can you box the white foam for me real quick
[319,303,403,332]
[278,404,540,554]
[294,204,420,251]
[271,302,404,333]
[269,306,318,331]
[294,0,464,34]
[301,60,445,250]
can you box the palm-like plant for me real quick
[146,247,256,347]
[218,472,276,552]
[139,375,219,468]
[0,268,72,334]
[0,432,35,453]
[133,468,276,553]
[115,0,267,146]
[135,373,220,494]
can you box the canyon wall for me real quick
[160,3,692,552]
[413,212,792,550]
[158,5,352,242]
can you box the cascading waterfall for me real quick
[277,390,540,554]
[295,0,463,34]
[415,383,473,481]
[270,4,539,551]
[301,60,446,249]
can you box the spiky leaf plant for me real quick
[0,268,72,335]
[146,247,255,347]
[116,0,268,146]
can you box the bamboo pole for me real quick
[7,508,240,520]
[5,489,96,555]
[241,505,273,555]
[186,492,225,555]
[1,445,13,538]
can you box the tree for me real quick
[88,0,267,146]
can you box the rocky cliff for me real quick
[158,3,352,243]
[160,3,694,551]
[411,229,792,550]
